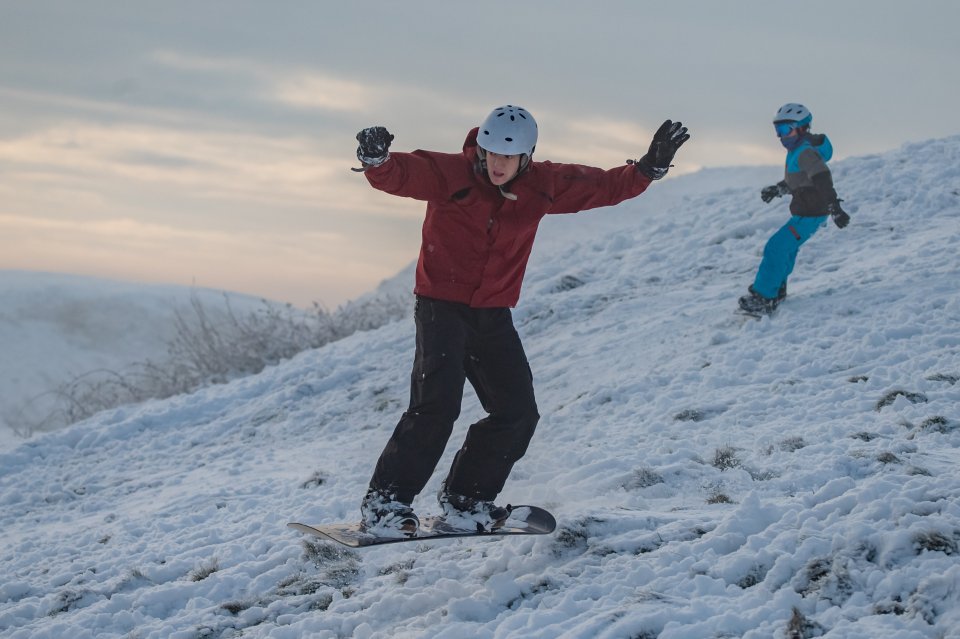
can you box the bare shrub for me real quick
[189,559,219,582]
[7,290,410,437]
[623,467,665,490]
[876,389,928,411]
[913,530,959,556]
[712,446,742,471]
[786,607,823,639]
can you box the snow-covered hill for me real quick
[0,273,285,449]
[1,136,959,638]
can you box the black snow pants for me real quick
[369,296,540,504]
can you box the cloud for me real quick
[539,113,653,167]
[536,110,782,174]
[151,49,377,113]
[150,49,254,75]
[269,73,377,112]
[0,212,375,306]
[0,120,381,213]
[0,213,339,249]
[0,104,427,304]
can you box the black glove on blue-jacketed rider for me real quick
[761,181,790,203]
[827,200,850,229]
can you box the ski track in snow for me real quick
[1,137,960,638]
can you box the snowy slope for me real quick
[0,273,283,447]
[1,136,959,638]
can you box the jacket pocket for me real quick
[450,186,483,209]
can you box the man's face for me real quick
[485,151,521,186]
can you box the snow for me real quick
[0,273,279,448]
[2,135,960,638]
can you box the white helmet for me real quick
[773,103,812,126]
[477,105,538,156]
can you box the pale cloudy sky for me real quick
[2,1,958,308]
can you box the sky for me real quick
[2,135,959,637]
[1,0,959,308]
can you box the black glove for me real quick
[356,126,394,167]
[827,200,850,229]
[761,181,790,203]
[634,120,690,180]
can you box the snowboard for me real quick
[735,308,768,320]
[288,505,556,548]
[735,300,780,320]
[736,293,783,320]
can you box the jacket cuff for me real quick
[635,156,668,180]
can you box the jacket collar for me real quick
[463,127,481,163]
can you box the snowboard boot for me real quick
[738,285,780,316]
[776,282,787,302]
[360,488,419,536]
[438,482,510,532]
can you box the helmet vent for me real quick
[505,137,513,142]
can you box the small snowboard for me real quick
[288,505,556,548]
[735,304,779,320]
[736,296,782,320]
[735,308,767,320]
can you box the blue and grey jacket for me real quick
[783,133,838,217]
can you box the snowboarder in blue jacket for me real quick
[739,103,850,315]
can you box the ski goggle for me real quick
[774,121,798,137]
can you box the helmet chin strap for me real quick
[518,151,532,173]
[477,146,488,174]
[499,185,518,201]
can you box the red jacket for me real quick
[364,128,653,308]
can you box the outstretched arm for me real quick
[546,120,690,214]
[354,127,454,201]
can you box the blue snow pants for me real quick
[752,214,828,299]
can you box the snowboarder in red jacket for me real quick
[355,105,689,534]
